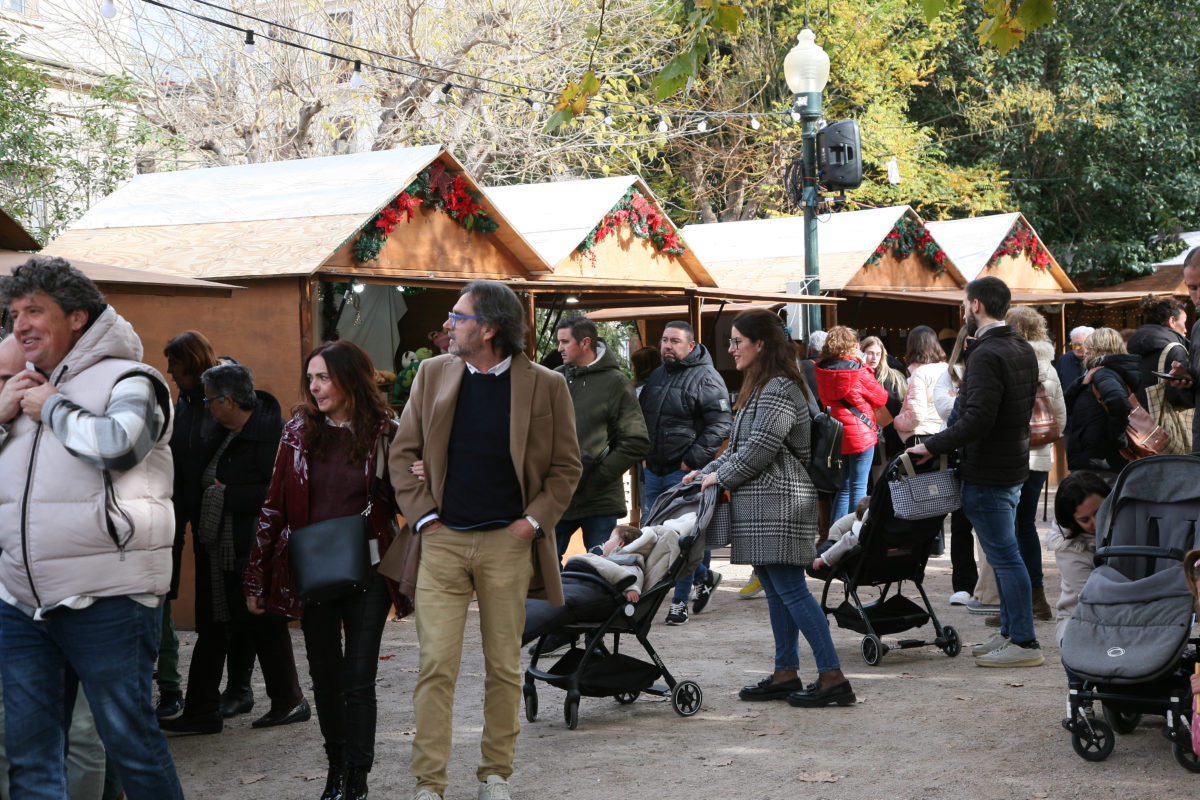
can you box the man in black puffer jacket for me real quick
[909,277,1041,668]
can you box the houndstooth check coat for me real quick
[701,377,818,567]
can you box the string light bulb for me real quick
[657,116,669,133]
[790,110,801,122]
[525,98,543,112]
[349,60,363,88]
[100,0,116,18]
[243,30,256,55]
[603,108,613,126]
[352,281,366,294]
[750,116,761,130]
[696,119,708,132]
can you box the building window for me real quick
[1,0,28,13]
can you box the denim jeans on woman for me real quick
[833,446,875,520]
[754,564,840,674]
[0,597,184,800]
[962,482,1036,644]
[1015,470,1048,590]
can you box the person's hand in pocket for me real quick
[507,518,536,540]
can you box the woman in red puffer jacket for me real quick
[815,326,888,520]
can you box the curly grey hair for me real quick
[200,364,257,410]
[0,256,105,320]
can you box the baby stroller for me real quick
[1060,455,1200,771]
[814,454,962,665]
[522,481,712,730]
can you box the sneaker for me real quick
[739,574,763,597]
[975,640,1045,668]
[693,571,722,613]
[413,791,444,800]
[948,590,971,606]
[965,599,1001,615]
[478,775,511,800]
[155,691,184,721]
[970,632,1010,657]
[665,601,689,625]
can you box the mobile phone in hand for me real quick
[1152,371,1193,383]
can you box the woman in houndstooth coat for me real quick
[686,310,854,709]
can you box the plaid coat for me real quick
[702,377,817,567]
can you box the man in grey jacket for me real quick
[0,257,182,799]
[639,321,731,624]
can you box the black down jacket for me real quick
[639,343,732,475]
[1064,354,1143,473]
[1126,323,1190,408]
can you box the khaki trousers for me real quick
[411,526,534,795]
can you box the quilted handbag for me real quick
[887,453,961,521]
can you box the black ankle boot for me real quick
[344,766,368,800]
[319,764,345,800]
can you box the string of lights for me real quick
[103,0,812,132]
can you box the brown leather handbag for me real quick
[1029,383,1061,447]
[1085,368,1168,460]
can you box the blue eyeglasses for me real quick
[447,311,481,327]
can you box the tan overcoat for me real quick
[388,352,581,605]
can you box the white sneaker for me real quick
[413,791,443,800]
[948,590,971,606]
[478,775,512,800]
[975,641,1045,668]
[970,632,1009,657]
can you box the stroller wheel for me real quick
[1173,740,1200,772]
[861,635,886,666]
[940,626,961,657]
[523,683,538,722]
[564,692,580,730]
[1071,717,1115,762]
[1101,704,1141,734]
[614,691,640,705]
[671,681,703,717]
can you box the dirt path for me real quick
[169,525,1199,800]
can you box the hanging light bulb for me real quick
[696,119,708,132]
[352,281,366,294]
[657,116,669,133]
[526,98,543,113]
[750,116,761,130]
[603,108,613,126]
[886,156,901,185]
[790,109,801,122]
[349,60,363,88]
[100,0,116,19]
[243,30,256,56]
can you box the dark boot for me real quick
[319,764,345,800]
[1032,587,1054,621]
[344,767,368,800]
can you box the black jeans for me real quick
[300,568,391,769]
[949,508,978,595]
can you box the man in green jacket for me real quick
[553,317,649,560]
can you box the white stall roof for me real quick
[924,213,1022,282]
[484,176,642,267]
[1155,231,1200,267]
[70,146,444,230]
[681,206,913,292]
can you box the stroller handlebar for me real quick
[1093,545,1188,568]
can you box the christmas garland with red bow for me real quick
[354,162,499,263]
[990,218,1052,272]
[864,214,949,275]
[576,187,686,265]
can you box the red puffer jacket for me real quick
[815,358,889,454]
[243,414,411,620]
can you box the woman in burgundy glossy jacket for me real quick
[244,340,409,800]
[815,326,889,520]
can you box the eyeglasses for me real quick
[202,395,224,406]
[1072,343,1087,351]
[728,337,745,348]
[446,311,481,327]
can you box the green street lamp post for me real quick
[783,28,830,339]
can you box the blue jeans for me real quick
[554,515,620,560]
[962,482,1036,644]
[755,564,840,674]
[642,467,687,518]
[0,598,183,800]
[833,447,875,520]
[1015,470,1048,590]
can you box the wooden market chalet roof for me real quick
[924,212,1075,292]
[43,146,551,280]
[484,175,716,287]
[680,205,965,294]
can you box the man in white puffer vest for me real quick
[0,256,183,800]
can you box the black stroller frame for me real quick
[1059,455,1200,772]
[523,485,710,730]
[815,455,961,665]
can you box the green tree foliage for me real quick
[909,2,1200,283]
[922,0,1056,54]
[0,31,162,243]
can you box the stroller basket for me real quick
[832,594,929,637]
[542,649,662,697]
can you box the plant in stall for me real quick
[576,187,687,266]
[990,219,1052,272]
[864,215,949,275]
[354,161,499,263]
